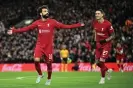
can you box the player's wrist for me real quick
[11,27,17,33]
[80,23,85,26]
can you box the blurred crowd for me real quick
[0,0,133,63]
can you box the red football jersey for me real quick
[12,18,82,46]
[93,20,114,42]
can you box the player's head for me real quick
[37,5,49,19]
[95,9,105,20]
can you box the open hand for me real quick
[81,23,85,26]
[7,30,13,35]
[7,27,15,35]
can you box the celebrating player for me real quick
[92,9,115,84]
[114,42,125,72]
[7,5,84,85]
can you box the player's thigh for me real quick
[100,47,111,61]
[34,47,43,61]
[43,46,53,63]
[44,53,53,64]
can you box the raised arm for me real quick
[54,20,84,29]
[7,21,37,34]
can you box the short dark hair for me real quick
[37,5,49,14]
[96,9,105,15]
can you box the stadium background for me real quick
[0,0,133,69]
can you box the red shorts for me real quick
[116,55,124,61]
[95,42,111,61]
[34,44,53,62]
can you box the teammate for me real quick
[114,42,125,72]
[7,5,84,85]
[92,9,115,84]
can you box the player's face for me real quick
[40,8,48,16]
[95,11,103,20]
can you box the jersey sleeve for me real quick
[54,20,82,29]
[12,21,37,33]
[108,22,114,35]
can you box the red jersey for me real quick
[12,18,82,46]
[93,20,114,43]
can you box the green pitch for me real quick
[0,72,132,88]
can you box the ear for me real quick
[101,13,104,17]
[40,13,42,16]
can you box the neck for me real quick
[98,18,104,23]
[41,18,46,21]
[41,15,47,21]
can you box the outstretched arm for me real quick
[7,21,37,35]
[54,20,84,29]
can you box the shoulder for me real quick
[33,19,41,24]
[47,18,56,22]
[92,20,98,28]
[92,20,97,25]
[104,20,112,25]
[47,18,59,25]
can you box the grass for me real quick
[0,72,132,88]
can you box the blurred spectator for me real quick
[60,44,70,72]
[0,21,5,33]
[72,62,79,71]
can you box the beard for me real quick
[42,13,49,19]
